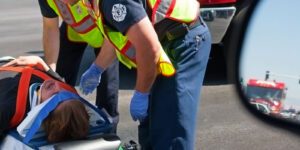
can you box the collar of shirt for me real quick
[29,83,42,109]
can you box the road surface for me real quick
[1,1,300,149]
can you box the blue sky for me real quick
[240,1,300,109]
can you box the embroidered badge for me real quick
[112,4,127,22]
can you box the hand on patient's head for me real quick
[42,100,89,142]
[1,56,50,71]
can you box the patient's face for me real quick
[40,79,63,102]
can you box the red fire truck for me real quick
[246,79,286,115]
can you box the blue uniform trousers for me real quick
[139,18,211,150]
[56,22,119,133]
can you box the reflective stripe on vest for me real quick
[54,0,95,33]
[47,0,103,47]
[0,66,77,128]
[148,0,199,24]
[104,27,176,76]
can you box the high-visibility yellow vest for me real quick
[85,0,200,77]
[46,0,103,48]
[147,0,199,24]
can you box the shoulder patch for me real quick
[112,4,127,22]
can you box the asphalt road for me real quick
[1,1,300,150]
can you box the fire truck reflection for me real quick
[246,79,286,116]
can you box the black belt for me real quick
[157,18,203,41]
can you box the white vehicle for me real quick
[250,102,271,115]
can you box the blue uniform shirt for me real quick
[101,0,147,34]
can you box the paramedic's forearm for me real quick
[127,17,160,93]
[135,56,158,93]
[42,17,60,71]
[94,39,116,69]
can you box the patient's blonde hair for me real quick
[42,100,89,143]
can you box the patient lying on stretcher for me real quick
[0,56,90,143]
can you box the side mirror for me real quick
[227,0,300,131]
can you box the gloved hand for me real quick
[79,63,104,95]
[130,90,149,122]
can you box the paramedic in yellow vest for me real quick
[37,0,119,133]
[78,0,212,149]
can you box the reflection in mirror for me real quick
[239,1,300,123]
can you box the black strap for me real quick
[156,18,202,41]
[46,68,64,82]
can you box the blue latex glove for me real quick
[79,63,104,95]
[130,90,149,122]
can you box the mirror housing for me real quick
[226,0,300,133]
